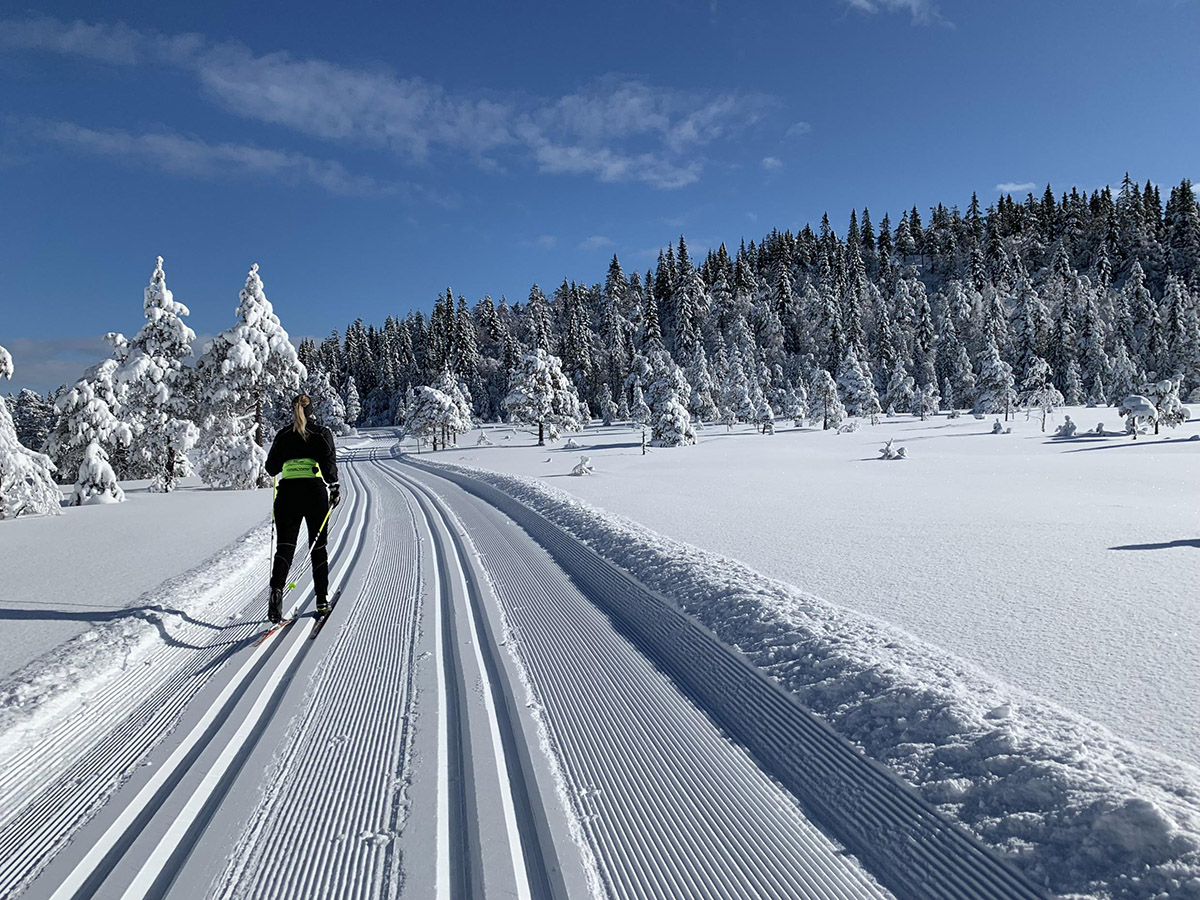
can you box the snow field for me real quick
[410,410,1200,900]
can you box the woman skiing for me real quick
[264,394,340,623]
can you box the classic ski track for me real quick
[372,460,563,900]
[393,458,896,900]
[403,457,1052,900]
[6,455,371,900]
[211,454,421,900]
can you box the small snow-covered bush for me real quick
[1054,416,1077,438]
[879,438,907,460]
[570,456,594,476]
[564,437,581,449]
[837,420,861,434]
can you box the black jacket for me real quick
[265,422,339,485]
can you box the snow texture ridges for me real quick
[423,460,1200,900]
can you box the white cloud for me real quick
[785,121,812,138]
[2,17,775,191]
[19,119,396,197]
[537,235,557,249]
[579,235,615,251]
[840,0,947,25]
[761,156,783,171]
[995,181,1038,194]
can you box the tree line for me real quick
[3,174,1199,516]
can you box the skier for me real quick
[265,394,340,623]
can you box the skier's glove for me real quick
[329,482,341,508]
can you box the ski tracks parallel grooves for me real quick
[372,461,569,900]
[212,452,419,900]
[401,460,892,900]
[404,459,1051,900]
[4,456,370,900]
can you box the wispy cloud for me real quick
[536,235,557,249]
[785,121,812,138]
[2,17,774,191]
[579,235,615,251]
[761,156,783,171]
[995,181,1038,194]
[17,119,397,197]
[840,0,948,26]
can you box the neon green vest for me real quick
[280,457,323,480]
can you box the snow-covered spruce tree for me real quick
[0,344,61,519]
[973,339,1017,417]
[405,385,458,451]
[645,349,696,446]
[631,384,651,426]
[195,264,304,489]
[305,367,348,436]
[45,339,130,483]
[48,353,134,503]
[114,257,198,492]
[11,388,56,451]
[432,368,473,448]
[685,345,719,423]
[910,382,940,420]
[597,383,617,426]
[503,350,583,445]
[756,399,775,434]
[836,347,881,418]
[1108,340,1141,407]
[343,375,361,428]
[787,381,809,427]
[615,388,631,423]
[881,363,915,417]
[809,369,846,430]
[1140,377,1188,434]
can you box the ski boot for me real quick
[268,586,284,624]
[315,595,330,616]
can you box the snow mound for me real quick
[427,460,1200,900]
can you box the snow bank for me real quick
[0,521,270,750]
[425,460,1200,900]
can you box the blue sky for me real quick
[3,0,1198,393]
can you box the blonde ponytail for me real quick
[293,394,311,438]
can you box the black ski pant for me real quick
[271,479,331,599]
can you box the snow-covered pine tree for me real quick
[344,375,362,428]
[115,257,198,492]
[809,368,846,430]
[597,383,617,425]
[836,347,881,418]
[305,367,348,435]
[53,362,134,503]
[973,339,1017,416]
[503,349,583,445]
[11,388,55,451]
[910,382,940,420]
[881,362,915,416]
[615,388,631,423]
[195,264,304,489]
[756,398,775,434]
[684,345,719,423]
[631,384,651,425]
[1140,377,1188,434]
[1108,341,1140,406]
[787,380,809,427]
[433,368,473,447]
[405,385,457,451]
[0,344,60,519]
[645,348,695,447]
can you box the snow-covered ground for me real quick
[432,409,1200,768]
[2,411,1198,900]
[0,478,269,712]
